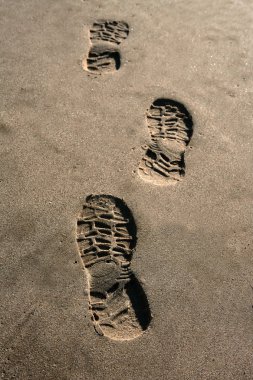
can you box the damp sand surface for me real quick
[0,0,253,379]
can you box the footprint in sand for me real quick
[83,20,129,74]
[76,195,151,341]
[138,99,193,185]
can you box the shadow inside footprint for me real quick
[138,98,193,185]
[125,274,152,331]
[76,194,152,341]
[83,20,129,74]
[86,45,121,73]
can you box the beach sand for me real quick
[0,0,253,378]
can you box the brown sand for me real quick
[0,0,253,379]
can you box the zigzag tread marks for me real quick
[90,20,129,44]
[76,195,151,340]
[138,99,193,185]
[83,20,129,74]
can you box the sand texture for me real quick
[0,0,253,379]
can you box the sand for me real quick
[0,0,253,379]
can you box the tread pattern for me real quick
[90,20,129,44]
[76,195,151,341]
[86,47,120,73]
[84,20,129,74]
[138,99,193,184]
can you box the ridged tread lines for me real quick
[138,99,193,184]
[90,20,129,44]
[76,195,151,340]
[84,20,129,73]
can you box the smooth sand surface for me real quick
[1,0,253,379]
